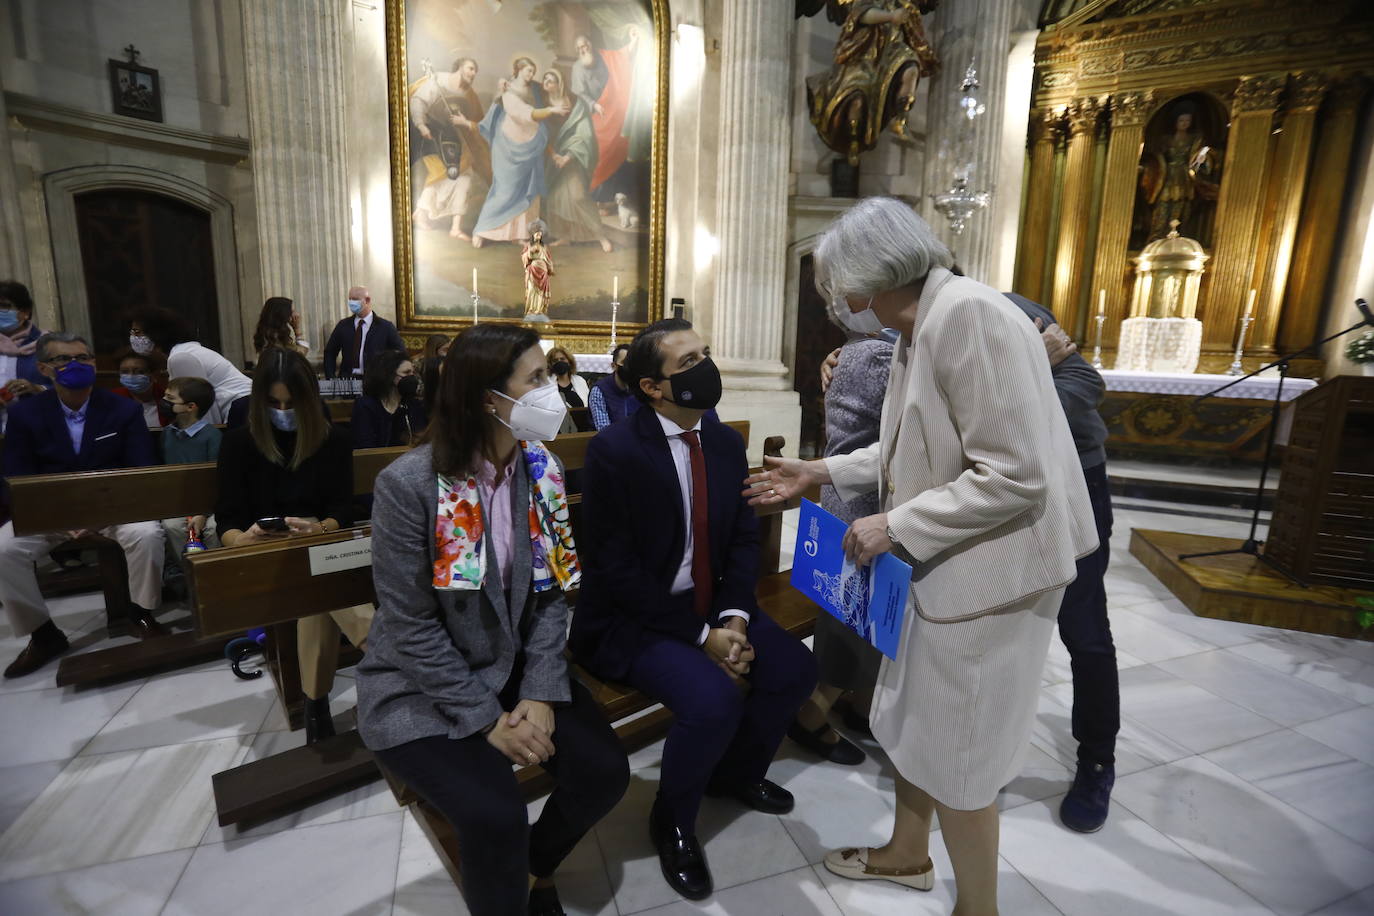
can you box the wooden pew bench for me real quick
[185,423,820,833]
[6,446,408,687]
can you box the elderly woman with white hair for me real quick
[747,198,1096,914]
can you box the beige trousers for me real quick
[297,605,375,700]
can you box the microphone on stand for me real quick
[1356,298,1373,327]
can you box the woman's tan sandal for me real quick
[823,847,935,891]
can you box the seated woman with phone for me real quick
[215,347,374,742]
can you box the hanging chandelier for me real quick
[931,60,991,236]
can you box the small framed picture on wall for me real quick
[108,58,163,122]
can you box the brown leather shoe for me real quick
[4,629,70,679]
[129,607,169,639]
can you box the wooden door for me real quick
[74,190,220,366]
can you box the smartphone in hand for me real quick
[256,516,289,533]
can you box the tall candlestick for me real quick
[1227,313,1254,376]
[1091,313,1106,370]
[613,275,619,301]
[1098,289,1106,316]
[1244,288,1256,318]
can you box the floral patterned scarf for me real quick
[433,440,580,593]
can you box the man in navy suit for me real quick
[0,333,166,678]
[321,285,406,379]
[571,319,817,901]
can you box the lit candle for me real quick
[1098,289,1106,316]
[1244,288,1256,318]
[613,275,619,301]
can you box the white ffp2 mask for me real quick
[490,382,567,442]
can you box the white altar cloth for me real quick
[1100,369,1318,402]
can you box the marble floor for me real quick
[1,494,1372,915]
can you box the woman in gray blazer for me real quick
[356,325,629,916]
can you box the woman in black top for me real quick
[351,349,426,448]
[215,347,373,742]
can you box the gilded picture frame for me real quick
[385,0,669,352]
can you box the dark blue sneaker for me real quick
[1060,762,1114,833]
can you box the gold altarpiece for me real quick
[1015,0,1373,376]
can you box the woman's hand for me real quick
[819,347,842,394]
[234,523,290,546]
[285,517,325,536]
[505,699,556,738]
[742,455,830,507]
[190,514,209,533]
[488,711,556,765]
[843,513,893,567]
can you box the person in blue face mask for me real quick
[0,280,51,430]
[0,332,167,678]
[214,346,368,743]
[112,349,172,428]
[320,284,406,380]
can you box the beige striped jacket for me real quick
[826,267,1099,622]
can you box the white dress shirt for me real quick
[167,341,252,424]
[654,411,750,645]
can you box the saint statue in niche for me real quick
[800,0,941,165]
[522,220,554,321]
[1135,99,1223,248]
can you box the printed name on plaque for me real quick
[308,537,373,577]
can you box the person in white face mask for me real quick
[355,324,627,916]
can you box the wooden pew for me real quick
[194,423,819,845]
[6,447,408,686]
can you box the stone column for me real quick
[1283,76,1368,353]
[920,0,1015,277]
[1253,73,1326,357]
[240,0,352,354]
[1204,74,1284,352]
[712,0,798,460]
[1088,92,1152,341]
[0,73,29,284]
[1050,96,1105,338]
[1014,108,1062,303]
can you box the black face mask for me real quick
[550,360,571,377]
[160,398,176,415]
[397,375,420,399]
[662,356,722,411]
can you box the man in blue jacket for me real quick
[570,319,817,901]
[0,332,166,678]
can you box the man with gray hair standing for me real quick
[0,332,166,678]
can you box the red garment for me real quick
[111,381,171,427]
[590,47,633,190]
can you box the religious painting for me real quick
[108,59,163,123]
[1130,92,1227,251]
[386,0,667,347]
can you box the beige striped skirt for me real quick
[869,587,1063,811]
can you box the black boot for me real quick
[304,695,336,744]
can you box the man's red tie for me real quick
[351,318,364,373]
[680,430,712,617]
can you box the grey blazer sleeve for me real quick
[370,463,503,733]
[518,589,572,704]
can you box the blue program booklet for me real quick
[790,499,911,660]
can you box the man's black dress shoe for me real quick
[706,778,794,815]
[650,799,712,900]
[787,720,867,766]
[129,606,169,639]
[527,883,566,915]
[3,625,70,679]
